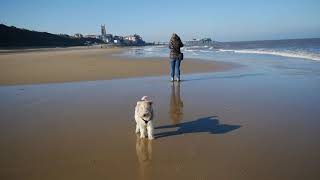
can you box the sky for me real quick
[1,0,320,42]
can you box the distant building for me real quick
[124,35,137,42]
[105,34,113,43]
[84,34,99,39]
[101,25,107,36]
[99,25,146,45]
[113,35,123,44]
[186,38,213,46]
[101,25,108,42]
[124,34,145,45]
[113,35,123,40]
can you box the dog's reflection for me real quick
[136,135,152,179]
[136,135,152,163]
[169,82,184,125]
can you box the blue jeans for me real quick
[170,59,181,79]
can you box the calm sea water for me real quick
[124,38,320,60]
[121,38,320,76]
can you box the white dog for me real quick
[135,96,154,140]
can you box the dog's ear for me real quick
[141,96,149,101]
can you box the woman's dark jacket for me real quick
[169,34,184,59]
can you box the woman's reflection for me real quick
[169,82,184,125]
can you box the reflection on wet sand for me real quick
[135,135,152,180]
[169,82,183,125]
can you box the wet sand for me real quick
[0,47,234,85]
[1,71,320,180]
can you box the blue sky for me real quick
[1,0,320,42]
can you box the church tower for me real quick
[101,25,107,37]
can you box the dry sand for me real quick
[0,47,235,85]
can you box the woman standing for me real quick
[169,33,184,82]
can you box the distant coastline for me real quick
[0,24,153,49]
[0,24,105,48]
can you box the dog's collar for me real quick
[142,119,148,124]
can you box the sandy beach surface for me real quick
[0,47,234,85]
[0,47,320,180]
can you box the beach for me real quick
[0,47,320,180]
[0,47,234,85]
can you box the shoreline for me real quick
[0,47,239,86]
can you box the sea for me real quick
[121,38,320,76]
[124,38,320,60]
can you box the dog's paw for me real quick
[140,135,146,139]
[148,136,154,140]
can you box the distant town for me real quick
[71,25,214,46]
[0,23,154,48]
[70,25,149,46]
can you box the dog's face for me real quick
[137,101,153,121]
